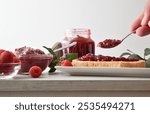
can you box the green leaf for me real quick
[43,46,60,73]
[144,48,150,57]
[49,67,56,73]
[145,58,150,68]
[128,54,144,60]
[65,53,78,61]
[120,52,131,57]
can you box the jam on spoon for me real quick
[97,39,122,48]
[98,31,135,48]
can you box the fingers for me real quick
[141,12,150,26]
[130,13,144,32]
[131,12,150,37]
[131,0,150,36]
[142,0,150,26]
[149,21,150,26]
[136,26,150,36]
[141,15,150,26]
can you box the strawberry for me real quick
[0,51,14,63]
[10,51,16,57]
[10,51,20,63]
[13,56,20,63]
[0,49,5,55]
[29,66,42,78]
[61,60,72,66]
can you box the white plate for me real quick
[56,66,150,77]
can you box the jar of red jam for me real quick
[66,28,95,57]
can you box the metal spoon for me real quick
[53,42,77,52]
[98,31,136,48]
[122,31,136,42]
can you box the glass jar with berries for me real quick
[65,28,95,57]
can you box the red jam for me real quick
[15,46,53,74]
[67,29,95,57]
[98,39,122,48]
[79,53,139,61]
[69,35,95,57]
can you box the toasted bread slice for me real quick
[72,59,145,68]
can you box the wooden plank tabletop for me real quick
[0,72,150,92]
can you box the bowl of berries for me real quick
[0,49,20,79]
[15,46,53,74]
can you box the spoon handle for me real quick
[122,30,136,41]
[54,42,77,52]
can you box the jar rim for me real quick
[65,28,91,33]
[65,28,91,38]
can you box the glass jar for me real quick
[61,31,73,56]
[66,28,95,57]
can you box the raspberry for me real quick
[61,60,72,66]
[0,51,14,63]
[29,66,42,78]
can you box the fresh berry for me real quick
[61,60,72,66]
[9,51,20,63]
[10,51,16,57]
[13,57,20,63]
[0,51,14,63]
[29,66,42,78]
[0,49,5,55]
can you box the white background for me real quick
[0,0,149,56]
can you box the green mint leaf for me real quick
[144,48,150,57]
[43,46,56,56]
[120,52,131,57]
[43,46,60,73]
[145,58,150,68]
[128,54,144,60]
[65,53,78,62]
[49,67,56,73]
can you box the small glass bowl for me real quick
[0,63,21,79]
[18,54,53,74]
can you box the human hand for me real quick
[131,0,150,36]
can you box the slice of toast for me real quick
[72,59,145,68]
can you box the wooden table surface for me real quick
[0,71,150,97]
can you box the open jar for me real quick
[65,28,95,57]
